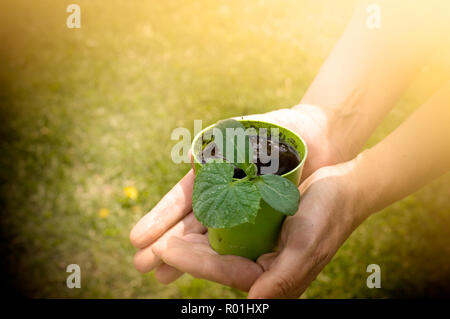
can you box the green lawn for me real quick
[0,0,449,298]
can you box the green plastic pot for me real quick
[191,120,308,260]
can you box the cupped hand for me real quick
[130,105,343,286]
[151,162,369,297]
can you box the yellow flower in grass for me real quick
[99,208,110,219]
[123,186,138,200]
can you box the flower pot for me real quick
[191,120,307,260]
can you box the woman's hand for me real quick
[248,162,369,298]
[130,105,344,284]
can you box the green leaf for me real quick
[256,175,300,215]
[213,119,253,171]
[193,162,261,228]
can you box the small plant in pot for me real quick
[191,119,308,260]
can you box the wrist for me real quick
[343,150,382,220]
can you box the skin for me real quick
[130,1,450,297]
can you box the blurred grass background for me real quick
[0,0,449,298]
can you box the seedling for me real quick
[192,119,300,229]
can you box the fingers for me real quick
[130,169,195,248]
[248,248,314,299]
[256,252,278,271]
[153,233,264,292]
[248,233,329,299]
[133,212,206,273]
[155,263,184,284]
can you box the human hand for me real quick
[130,105,344,285]
[150,161,369,297]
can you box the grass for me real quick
[0,0,449,298]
